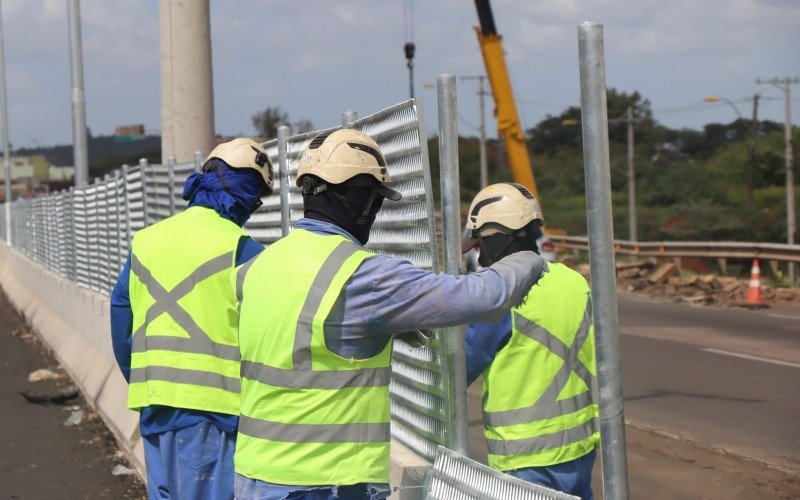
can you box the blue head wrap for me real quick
[182,159,267,227]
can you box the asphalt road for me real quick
[618,293,800,471]
[3,280,798,498]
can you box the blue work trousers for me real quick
[505,449,596,500]
[143,421,236,500]
[234,474,391,500]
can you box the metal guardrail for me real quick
[0,98,449,467]
[425,446,579,500]
[551,235,800,263]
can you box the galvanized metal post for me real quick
[436,73,469,454]
[342,110,357,128]
[121,164,133,245]
[0,0,11,245]
[277,125,291,237]
[194,150,203,173]
[139,158,149,226]
[68,0,89,187]
[113,169,126,268]
[167,156,176,215]
[68,186,76,280]
[578,22,630,500]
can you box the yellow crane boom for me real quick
[473,0,539,200]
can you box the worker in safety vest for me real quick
[110,138,272,500]
[463,182,600,499]
[232,129,547,499]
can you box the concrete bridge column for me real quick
[159,0,215,164]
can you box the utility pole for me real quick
[747,94,760,207]
[609,109,641,242]
[758,76,799,282]
[67,0,88,187]
[0,0,10,244]
[626,107,636,242]
[461,75,488,188]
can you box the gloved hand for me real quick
[395,329,433,348]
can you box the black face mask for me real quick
[303,179,385,245]
[477,221,542,267]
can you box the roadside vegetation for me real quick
[431,88,799,244]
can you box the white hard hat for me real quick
[296,129,401,201]
[205,138,274,194]
[466,183,543,234]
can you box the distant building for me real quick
[115,124,146,142]
[0,155,74,201]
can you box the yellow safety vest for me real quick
[127,206,245,415]
[234,229,393,486]
[482,263,600,471]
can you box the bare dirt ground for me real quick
[594,258,800,310]
[616,422,800,500]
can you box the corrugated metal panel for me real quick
[249,100,447,459]
[426,446,580,500]
[0,98,448,466]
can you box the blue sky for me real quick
[3,0,798,149]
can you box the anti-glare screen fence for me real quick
[1,98,450,463]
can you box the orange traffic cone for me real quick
[745,259,764,307]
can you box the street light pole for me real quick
[67,0,89,188]
[0,0,11,244]
[703,94,759,206]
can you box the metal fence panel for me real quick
[247,127,337,244]
[426,446,579,500]
[251,99,446,459]
[0,98,448,465]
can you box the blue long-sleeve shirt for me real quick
[295,218,546,359]
[240,218,546,495]
[465,313,513,385]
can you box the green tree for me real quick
[251,107,289,139]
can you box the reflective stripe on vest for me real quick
[485,306,596,456]
[239,415,390,443]
[127,207,244,414]
[130,252,240,362]
[482,263,599,469]
[486,418,596,456]
[483,305,595,429]
[235,230,392,486]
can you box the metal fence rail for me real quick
[551,235,800,263]
[1,97,449,465]
[426,446,579,500]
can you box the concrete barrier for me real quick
[0,241,437,490]
[0,242,145,477]
[390,439,432,499]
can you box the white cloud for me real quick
[0,0,796,147]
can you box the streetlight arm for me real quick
[703,95,744,120]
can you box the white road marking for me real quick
[702,348,800,369]
[765,312,800,321]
